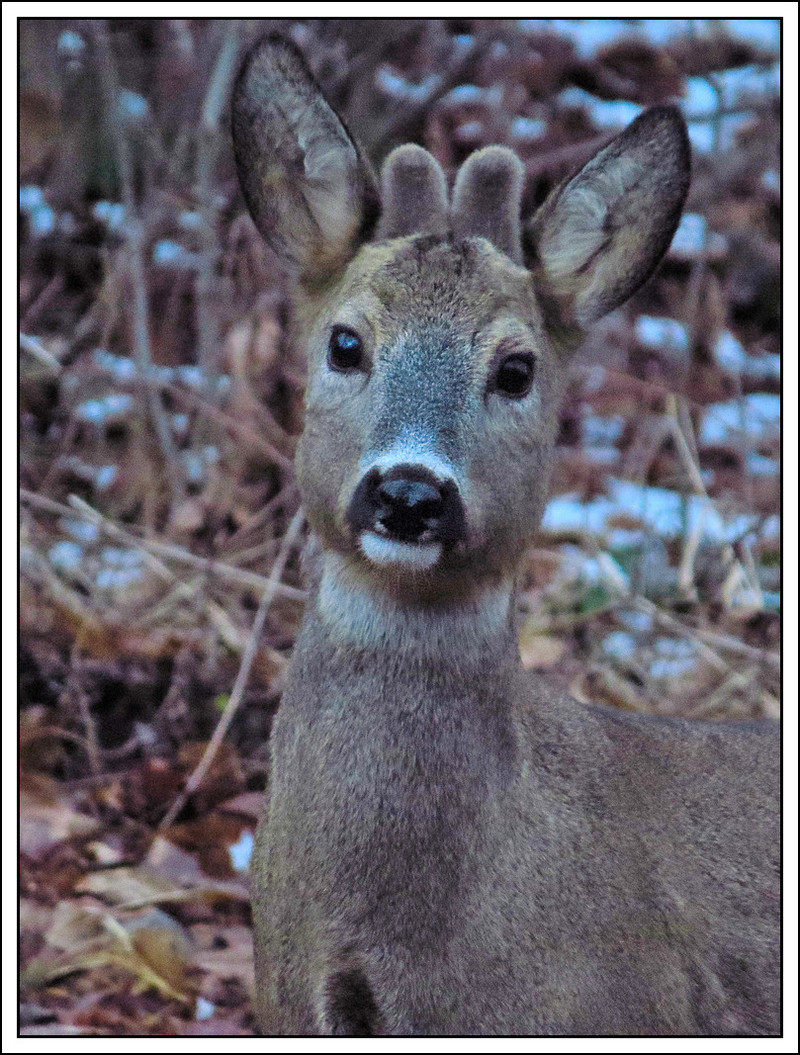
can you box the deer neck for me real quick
[275,541,521,814]
[271,546,519,943]
[301,546,520,707]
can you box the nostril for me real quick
[377,478,444,518]
[376,477,445,543]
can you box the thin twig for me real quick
[84,349,297,471]
[21,274,64,328]
[164,382,296,474]
[58,645,101,776]
[193,23,240,380]
[223,484,298,548]
[634,596,780,671]
[20,332,62,372]
[372,32,500,154]
[666,394,762,608]
[201,21,240,132]
[222,538,280,568]
[19,489,306,602]
[686,623,781,669]
[74,655,101,777]
[690,665,759,720]
[91,21,184,510]
[154,508,305,834]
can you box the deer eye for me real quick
[328,326,365,372]
[493,353,535,399]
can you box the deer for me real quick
[231,36,780,1036]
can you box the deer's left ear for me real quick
[524,106,690,328]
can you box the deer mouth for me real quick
[358,531,443,571]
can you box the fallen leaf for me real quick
[20,786,99,855]
[24,906,196,1003]
[77,866,184,906]
[217,791,264,822]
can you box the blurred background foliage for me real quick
[19,18,780,1035]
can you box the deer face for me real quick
[294,234,565,581]
[232,36,690,588]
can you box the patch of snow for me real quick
[761,515,780,540]
[559,87,642,127]
[117,89,148,122]
[584,447,619,466]
[713,331,748,371]
[58,518,99,544]
[95,465,119,491]
[171,413,190,436]
[602,630,637,659]
[616,607,654,634]
[96,566,143,590]
[543,478,758,547]
[153,240,193,267]
[649,636,698,680]
[174,365,206,389]
[455,120,485,141]
[196,997,216,1022]
[178,210,204,232]
[746,452,779,477]
[686,121,714,154]
[19,186,45,210]
[229,829,254,873]
[700,394,781,446]
[684,76,718,117]
[49,541,84,571]
[637,19,690,45]
[92,349,137,382]
[670,213,727,257]
[726,19,781,51]
[583,411,625,447]
[58,29,86,56]
[519,19,638,58]
[75,393,135,424]
[376,67,438,103]
[100,547,142,568]
[635,316,690,353]
[92,200,127,233]
[714,332,780,381]
[762,169,780,193]
[716,63,780,109]
[510,116,547,142]
[28,202,57,237]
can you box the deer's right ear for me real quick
[232,36,380,285]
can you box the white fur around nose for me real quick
[360,532,442,571]
[361,428,460,488]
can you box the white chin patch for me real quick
[360,532,442,571]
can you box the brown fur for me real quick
[377,145,448,239]
[232,36,779,1037]
[452,146,526,263]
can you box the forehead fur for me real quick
[352,234,537,326]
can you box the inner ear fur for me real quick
[377,145,448,239]
[452,147,525,264]
[524,106,690,327]
[232,35,379,284]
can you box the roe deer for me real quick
[232,36,780,1036]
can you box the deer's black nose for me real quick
[376,476,444,540]
[348,464,466,546]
